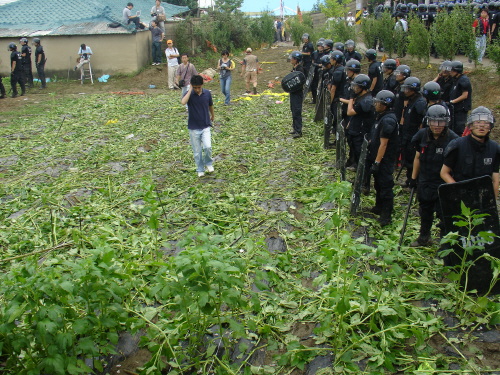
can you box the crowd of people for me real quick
[271,34,499,248]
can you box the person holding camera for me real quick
[217,50,235,105]
[176,53,198,104]
[73,43,92,74]
[151,0,166,31]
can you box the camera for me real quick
[220,63,227,69]
[152,12,158,16]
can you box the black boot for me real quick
[378,201,393,227]
[410,234,432,247]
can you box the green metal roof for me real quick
[0,0,189,36]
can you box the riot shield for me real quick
[314,80,325,122]
[350,135,369,216]
[323,89,332,149]
[336,120,346,181]
[302,66,316,102]
[438,176,500,293]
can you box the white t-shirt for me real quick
[78,46,93,60]
[165,47,179,67]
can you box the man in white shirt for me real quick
[73,44,92,73]
[165,40,180,89]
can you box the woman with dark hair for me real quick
[217,50,235,105]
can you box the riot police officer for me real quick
[8,42,25,98]
[344,40,362,62]
[365,49,383,97]
[33,38,46,89]
[421,81,450,127]
[433,60,453,103]
[20,37,33,88]
[329,50,346,137]
[441,106,500,198]
[301,33,314,77]
[393,64,411,123]
[410,105,459,246]
[449,60,472,136]
[289,51,305,138]
[310,40,325,104]
[346,74,375,169]
[400,77,427,186]
[382,58,398,93]
[368,90,399,226]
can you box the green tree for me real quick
[330,19,356,43]
[361,16,378,50]
[407,15,431,64]
[452,7,477,61]
[214,0,243,13]
[431,12,458,60]
[169,0,197,10]
[320,0,351,19]
[377,12,396,57]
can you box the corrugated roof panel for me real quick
[0,0,189,36]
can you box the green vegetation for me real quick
[0,85,499,374]
[407,15,431,64]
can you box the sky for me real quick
[239,0,313,13]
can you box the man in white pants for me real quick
[74,44,92,74]
[165,40,179,89]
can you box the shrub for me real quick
[288,14,314,46]
[360,16,378,50]
[249,11,275,47]
[452,7,477,61]
[487,39,500,73]
[407,15,431,64]
[329,19,356,43]
[377,12,396,57]
[431,11,458,60]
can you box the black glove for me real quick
[370,162,380,174]
[409,178,418,189]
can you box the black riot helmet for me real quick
[20,37,28,45]
[320,54,332,66]
[345,39,355,49]
[351,74,371,90]
[333,42,345,53]
[345,59,361,73]
[330,50,344,65]
[8,42,17,51]
[395,64,411,79]
[365,48,377,61]
[33,38,41,45]
[324,39,334,50]
[289,51,302,62]
[426,105,450,126]
[422,81,442,100]
[439,60,453,72]
[467,106,495,128]
[316,40,324,47]
[418,3,428,12]
[374,90,395,107]
[401,76,421,92]
[450,60,464,73]
[383,58,397,71]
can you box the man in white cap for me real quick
[241,47,259,95]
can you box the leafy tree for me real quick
[320,0,351,19]
[330,19,356,43]
[312,0,322,12]
[407,15,431,64]
[431,11,458,60]
[169,0,198,10]
[214,0,243,13]
[249,12,275,46]
[377,11,396,57]
[288,14,314,46]
[451,7,477,61]
[487,39,500,73]
[360,16,378,50]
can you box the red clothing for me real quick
[472,18,489,35]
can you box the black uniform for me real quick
[35,44,46,88]
[21,44,33,87]
[344,50,362,62]
[368,110,399,213]
[346,92,375,164]
[290,64,305,135]
[436,76,453,103]
[310,49,324,103]
[302,41,314,76]
[443,135,500,182]
[10,50,25,97]
[368,60,383,96]
[401,93,427,180]
[0,73,5,98]
[383,73,398,94]
[411,128,459,237]
[449,74,472,136]
[330,65,346,133]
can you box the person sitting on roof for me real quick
[123,2,145,29]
